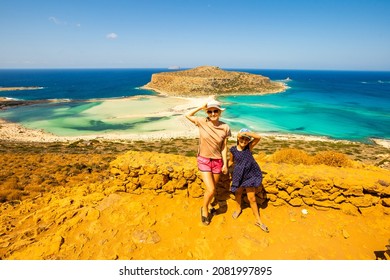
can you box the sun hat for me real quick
[238,128,252,140]
[206,100,225,111]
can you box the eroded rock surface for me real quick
[1,147,389,260]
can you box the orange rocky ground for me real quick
[0,139,389,260]
[3,191,389,260]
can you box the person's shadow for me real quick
[210,172,231,219]
[210,170,269,222]
[374,240,390,260]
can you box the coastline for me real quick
[0,86,44,92]
[0,95,207,142]
[1,114,389,149]
[141,83,288,97]
[0,95,389,148]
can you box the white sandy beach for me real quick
[0,95,389,148]
[0,95,209,142]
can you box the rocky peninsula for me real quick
[0,86,43,92]
[142,66,287,96]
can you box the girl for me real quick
[185,100,231,225]
[228,128,269,232]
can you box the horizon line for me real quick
[1,67,390,72]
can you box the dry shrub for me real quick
[7,190,23,201]
[254,152,268,162]
[25,184,44,193]
[0,189,23,202]
[377,179,389,187]
[313,151,351,167]
[270,148,351,167]
[0,190,9,203]
[271,148,313,165]
[1,177,20,190]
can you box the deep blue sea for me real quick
[0,68,389,142]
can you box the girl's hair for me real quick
[237,128,252,147]
[236,135,251,148]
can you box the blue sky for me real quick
[1,0,389,70]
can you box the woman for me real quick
[185,100,231,225]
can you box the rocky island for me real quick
[142,66,287,96]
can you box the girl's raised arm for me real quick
[239,131,261,151]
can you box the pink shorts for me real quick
[197,156,223,174]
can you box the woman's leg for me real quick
[200,171,220,219]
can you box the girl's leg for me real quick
[233,187,243,218]
[246,187,263,224]
[200,171,220,219]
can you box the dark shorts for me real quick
[197,156,223,174]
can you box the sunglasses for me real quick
[207,109,220,114]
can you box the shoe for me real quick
[201,207,210,225]
[232,209,242,219]
[255,222,269,233]
[210,207,217,216]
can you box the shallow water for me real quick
[0,69,389,142]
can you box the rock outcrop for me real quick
[1,149,390,260]
[142,66,287,96]
[110,151,390,213]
